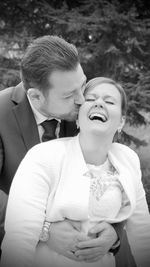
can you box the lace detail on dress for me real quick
[87,158,124,222]
[88,159,122,200]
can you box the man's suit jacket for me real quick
[0,190,7,251]
[0,83,77,194]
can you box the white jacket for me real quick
[1,135,150,267]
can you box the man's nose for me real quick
[75,90,85,105]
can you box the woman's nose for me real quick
[94,98,104,108]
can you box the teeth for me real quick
[89,113,107,122]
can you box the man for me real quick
[0,191,7,250]
[0,35,134,265]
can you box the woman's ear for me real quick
[118,116,126,133]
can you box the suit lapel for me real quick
[11,83,40,150]
[11,83,78,147]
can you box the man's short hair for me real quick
[21,35,80,93]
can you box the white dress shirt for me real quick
[27,96,60,141]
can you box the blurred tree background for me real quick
[0,0,150,207]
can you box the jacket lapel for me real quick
[11,83,40,150]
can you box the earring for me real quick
[76,120,79,129]
[117,128,122,134]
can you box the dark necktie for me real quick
[41,119,58,142]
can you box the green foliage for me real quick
[0,56,20,90]
[141,159,150,212]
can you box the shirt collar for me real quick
[27,95,61,125]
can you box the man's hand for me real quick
[46,220,118,263]
[74,221,118,262]
[46,219,90,261]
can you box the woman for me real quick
[1,77,150,267]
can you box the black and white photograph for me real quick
[0,1,150,267]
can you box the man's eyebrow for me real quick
[64,78,87,96]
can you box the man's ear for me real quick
[27,88,44,108]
